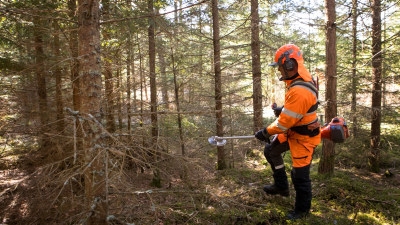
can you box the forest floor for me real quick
[1,133,400,225]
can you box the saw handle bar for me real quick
[208,134,273,146]
[213,135,255,140]
[215,135,272,143]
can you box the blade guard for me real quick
[208,136,227,146]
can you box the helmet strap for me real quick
[285,73,299,80]
[279,72,299,81]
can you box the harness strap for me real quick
[289,79,319,113]
[289,79,320,137]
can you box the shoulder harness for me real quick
[288,79,320,137]
[289,79,319,113]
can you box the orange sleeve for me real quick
[267,86,316,135]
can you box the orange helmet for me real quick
[269,44,304,68]
[269,44,311,82]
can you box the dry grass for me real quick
[1,123,400,224]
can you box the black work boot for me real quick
[263,184,289,196]
[263,168,289,196]
[287,210,309,220]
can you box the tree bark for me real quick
[102,0,116,133]
[148,0,161,187]
[211,0,226,170]
[157,21,169,110]
[318,0,337,175]
[171,4,185,155]
[350,0,358,137]
[126,36,132,133]
[171,49,185,155]
[117,65,123,130]
[68,0,83,154]
[68,0,81,112]
[34,17,50,150]
[104,60,116,132]
[77,0,107,223]
[53,21,65,133]
[251,0,263,132]
[148,0,158,150]
[369,0,382,173]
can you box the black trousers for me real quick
[263,137,289,189]
[263,135,289,171]
[291,165,312,213]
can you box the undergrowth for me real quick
[1,122,400,224]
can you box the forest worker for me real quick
[255,44,321,220]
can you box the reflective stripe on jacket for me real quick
[266,68,321,167]
[267,77,318,136]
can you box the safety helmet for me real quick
[269,44,304,68]
[269,44,312,82]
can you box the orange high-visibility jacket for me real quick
[266,70,321,167]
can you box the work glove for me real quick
[255,128,270,142]
[271,103,283,117]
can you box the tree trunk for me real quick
[68,0,81,112]
[34,17,50,150]
[171,49,185,155]
[102,0,116,133]
[369,0,382,173]
[126,36,132,133]
[138,36,144,132]
[211,0,226,170]
[77,0,107,224]
[158,25,169,110]
[68,0,83,154]
[148,0,158,150]
[53,21,65,133]
[318,0,337,175]
[104,60,116,132]
[251,0,263,132]
[148,0,161,187]
[350,0,358,137]
[116,65,123,130]
[171,3,184,155]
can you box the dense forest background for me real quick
[0,0,399,224]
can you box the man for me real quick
[255,44,321,220]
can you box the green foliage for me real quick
[0,57,23,71]
[154,0,168,9]
[312,168,400,224]
[0,0,399,223]
[150,169,163,188]
[333,122,400,170]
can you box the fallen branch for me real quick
[363,197,394,206]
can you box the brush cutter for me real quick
[208,135,255,146]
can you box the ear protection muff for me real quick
[277,51,297,81]
[282,51,294,71]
